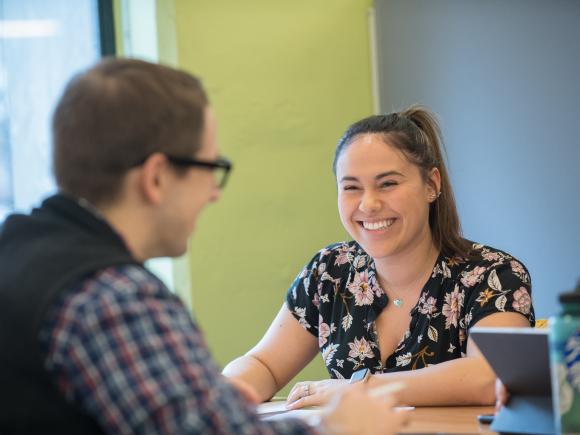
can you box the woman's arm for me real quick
[286,311,529,409]
[222,303,319,401]
[370,311,530,406]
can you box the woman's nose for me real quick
[359,192,381,214]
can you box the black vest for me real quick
[0,194,140,434]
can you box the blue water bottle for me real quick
[549,282,580,434]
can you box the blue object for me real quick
[549,286,580,434]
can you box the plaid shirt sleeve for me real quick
[41,265,314,435]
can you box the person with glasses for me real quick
[0,58,404,434]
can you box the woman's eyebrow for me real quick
[375,171,404,180]
[339,171,404,183]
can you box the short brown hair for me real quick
[52,57,208,205]
[333,105,472,259]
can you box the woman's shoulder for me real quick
[444,241,530,287]
[309,240,365,265]
[297,241,368,285]
[289,241,364,301]
[466,242,526,268]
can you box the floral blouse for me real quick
[286,241,535,379]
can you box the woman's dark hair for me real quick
[52,57,208,206]
[333,105,471,259]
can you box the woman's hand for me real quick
[494,378,510,414]
[286,379,348,409]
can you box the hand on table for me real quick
[494,378,510,414]
[225,376,261,405]
[286,379,348,410]
[319,382,407,435]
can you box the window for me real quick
[0,0,188,302]
[0,0,113,222]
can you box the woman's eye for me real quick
[379,181,396,189]
[342,185,360,191]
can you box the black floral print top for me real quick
[286,241,535,379]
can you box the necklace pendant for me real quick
[393,298,403,308]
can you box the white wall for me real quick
[375,0,580,317]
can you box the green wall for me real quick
[171,0,374,393]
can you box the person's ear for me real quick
[427,167,442,202]
[138,153,168,205]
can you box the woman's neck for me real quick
[373,231,439,294]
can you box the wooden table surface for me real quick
[400,406,496,434]
[259,401,497,434]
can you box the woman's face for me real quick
[336,133,440,262]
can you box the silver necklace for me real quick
[388,287,405,308]
[381,246,437,309]
[385,268,432,308]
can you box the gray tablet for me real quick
[470,326,555,435]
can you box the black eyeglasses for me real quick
[166,155,232,189]
[131,153,233,189]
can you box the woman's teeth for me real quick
[362,219,394,230]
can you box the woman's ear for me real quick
[427,167,442,201]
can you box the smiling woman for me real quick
[223,105,535,408]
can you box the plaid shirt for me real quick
[40,265,312,435]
